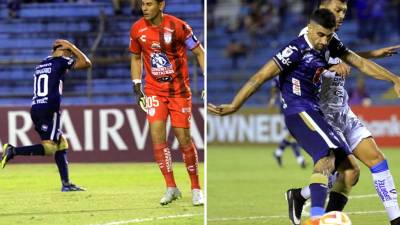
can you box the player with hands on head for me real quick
[1,39,91,192]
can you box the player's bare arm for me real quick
[130,53,142,80]
[191,45,204,74]
[130,53,146,111]
[327,45,400,77]
[54,39,92,69]
[356,45,400,59]
[328,63,351,77]
[208,59,280,116]
[340,50,400,97]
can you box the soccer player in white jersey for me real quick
[286,1,400,225]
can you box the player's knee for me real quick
[368,150,385,168]
[310,173,328,186]
[58,136,69,151]
[42,141,58,155]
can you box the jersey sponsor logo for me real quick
[163,32,172,44]
[140,35,146,42]
[276,45,298,66]
[182,107,191,113]
[303,53,314,63]
[151,42,161,49]
[41,124,48,132]
[150,51,174,77]
[292,77,301,96]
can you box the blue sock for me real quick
[14,144,45,156]
[370,159,388,173]
[291,142,301,157]
[54,150,69,184]
[310,183,328,217]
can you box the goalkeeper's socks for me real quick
[309,173,328,218]
[14,144,45,156]
[325,191,348,212]
[180,142,200,189]
[55,150,70,184]
[153,143,176,187]
[370,159,400,221]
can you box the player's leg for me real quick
[353,137,400,224]
[325,155,360,212]
[1,109,51,168]
[287,135,306,168]
[147,96,181,205]
[284,110,351,224]
[55,134,85,192]
[169,96,203,206]
[273,132,292,167]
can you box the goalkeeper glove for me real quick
[132,80,147,112]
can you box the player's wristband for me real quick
[132,79,141,85]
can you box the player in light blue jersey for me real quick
[1,39,92,192]
[285,1,400,225]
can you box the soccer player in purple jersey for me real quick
[209,8,400,223]
[285,1,400,224]
[1,39,91,192]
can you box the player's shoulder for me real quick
[285,35,309,53]
[130,18,147,33]
[164,14,186,25]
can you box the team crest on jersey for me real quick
[151,42,161,49]
[150,51,174,77]
[163,32,172,44]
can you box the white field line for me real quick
[209,194,381,222]
[88,213,203,225]
[302,194,378,216]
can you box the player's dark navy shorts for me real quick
[284,109,351,167]
[30,108,61,142]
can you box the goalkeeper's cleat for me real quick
[286,188,306,225]
[273,151,283,167]
[192,188,204,206]
[160,187,182,205]
[61,182,86,192]
[301,218,320,225]
[1,144,15,169]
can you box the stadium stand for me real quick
[208,0,400,106]
[0,0,204,105]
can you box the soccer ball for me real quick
[319,211,352,225]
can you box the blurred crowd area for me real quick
[208,0,400,46]
[207,0,400,106]
[5,0,141,18]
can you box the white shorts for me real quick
[324,107,372,152]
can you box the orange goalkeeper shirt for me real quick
[129,14,200,98]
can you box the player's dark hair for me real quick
[310,8,336,29]
[319,0,348,6]
[52,44,63,52]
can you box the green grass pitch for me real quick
[0,162,204,225]
[207,144,400,225]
